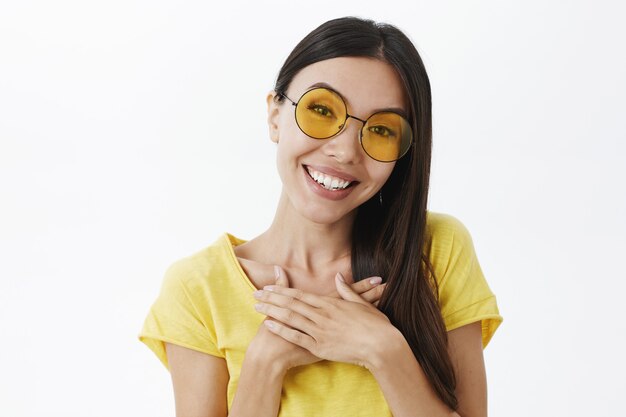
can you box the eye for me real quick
[368,125,396,137]
[307,103,334,118]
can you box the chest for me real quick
[236,256,351,296]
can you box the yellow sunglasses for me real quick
[280,87,413,163]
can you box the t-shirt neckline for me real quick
[221,233,259,292]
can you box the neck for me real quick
[253,190,355,277]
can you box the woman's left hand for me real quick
[253,272,398,369]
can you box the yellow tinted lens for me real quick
[361,112,412,162]
[295,88,346,139]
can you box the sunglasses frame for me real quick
[279,87,413,163]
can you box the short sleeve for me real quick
[138,259,224,370]
[427,213,503,348]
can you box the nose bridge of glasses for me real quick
[333,114,366,163]
[346,113,367,125]
[339,113,366,132]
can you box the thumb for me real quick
[335,273,367,304]
[274,265,290,288]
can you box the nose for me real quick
[324,116,364,164]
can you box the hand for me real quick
[249,267,386,371]
[325,275,387,307]
[253,272,395,369]
[247,266,319,372]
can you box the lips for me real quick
[304,166,356,191]
[301,164,359,200]
[306,164,358,181]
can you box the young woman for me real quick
[139,16,502,417]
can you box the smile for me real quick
[305,166,355,191]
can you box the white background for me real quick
[1,1,625,416]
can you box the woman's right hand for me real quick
[246,266,386,372]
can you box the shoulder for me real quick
[425,211,475,258]
[425,212,503,346]
[426,211,472,237]
[162,233,242,291]
[424,210,482,291]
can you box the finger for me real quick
[324,276,382,298]
[254,289,326,324]
[263,320,316,352]
[264,316,297,331]
[274,265,290,287]
[360,283,387,304]
[335,273,369,305]
[255,302,317,336]
[262,285,332,309]
[350,276,383,295]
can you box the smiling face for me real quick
[266,56,409,225]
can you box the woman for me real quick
[139,16,502,417]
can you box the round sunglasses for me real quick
[280,87,413,163]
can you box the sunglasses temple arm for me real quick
[278,92,297,106]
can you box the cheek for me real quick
[274,130,314,182]
[275,125,320,164]
[368,162,396,186]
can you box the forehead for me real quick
[288,56,408,115]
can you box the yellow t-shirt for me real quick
[138,211,502,416]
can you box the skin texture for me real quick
[165,57,489,417]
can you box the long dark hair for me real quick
[273,17,457,410]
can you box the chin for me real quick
[297,202,355,226]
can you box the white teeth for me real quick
[305,166,353,191]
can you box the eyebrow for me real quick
[306,82,409,119]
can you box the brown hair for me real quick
[274,17,457,410]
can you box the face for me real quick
[266,56,409,225]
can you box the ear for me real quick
[266,90,281,144]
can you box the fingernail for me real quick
[335,273,345,283]
[274,265,280,281]
[369,276,382,285]
[264,320,275,329]
[263,285,275,292]
[253,290,264,298]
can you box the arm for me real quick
[447,322,488,417]
[166,342,286,417]
[228,342,286,417]
[166,343,229,417]
[367,322,486,417]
